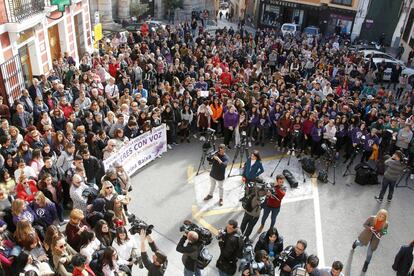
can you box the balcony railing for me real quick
[5,0,46,23]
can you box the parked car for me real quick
[371,58,414,82]
[281,23,301,37]
[303,26,321,40]
[360,50,404,65]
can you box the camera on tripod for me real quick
[128,214,154,236]
[239,242,265,273]
[179,220,213,245]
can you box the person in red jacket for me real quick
[257,174,286,233]
[71,254,96,276]
[16,174,39,202]
[220,67,233,87]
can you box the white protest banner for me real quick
[103,124,167,176]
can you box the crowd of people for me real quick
[0,10,412,276]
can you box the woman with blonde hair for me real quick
[14,219,36,248]
[9,126,23,147]
[352,209,389,272]
[11,198,36,225]
[30,191,59,226]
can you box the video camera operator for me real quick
[375,150,406,203]
[240,250,275,276]
[139,229,168,276]
[257,175,286,233]
[217,219,243,276]
[278,240,308,276]
[204,144,229,206]
[176,230,202,276]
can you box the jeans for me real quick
[240,213,259,239]
[218,269,232,276]
[209,177,224,199]
[354,239,374,263]
[184,267,202,276]
[378,177,396,200]
[260,206,280,229]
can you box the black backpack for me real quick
[301,157,316,174]
[240,192,255,212]
[354,163,378,185]
[197,245,213,269]
[317,170,328,183]
[283,169,298,188]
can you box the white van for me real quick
[281,23,301,37]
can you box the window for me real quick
[331,0,352,6]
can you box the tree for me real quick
[164,0,184,10]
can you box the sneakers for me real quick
[352,240,357,250]
[257,225,264,233]
[374,196,383,203]
[411,174,414,180]
[292,150,295,156]
[167,144,172,150]
[204,195,213,201]
[219,199,223,206]
[248,142,252,147]
[287,150,291,155]
[387,199,392,203]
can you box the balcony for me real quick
[5,0,47,23]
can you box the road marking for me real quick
[312,177,325,267]
[187,166,195,184]
[192,205,219,235]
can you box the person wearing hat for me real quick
[375,150,405,203]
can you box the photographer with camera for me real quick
[217,219,243,276]
[240,250,275,276]
[176,230,203,276]
[139,229,168,276]
[375,150,405,203]
[204,144,229,206]
[278,240,308,276]
[257,175,286,234]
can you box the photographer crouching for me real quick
[375,150,406,203]
[204,144,229,206]
[139,229,168,275]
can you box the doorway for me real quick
[18,45,32,87]
[48,24,61,61]
[74,13,86,58]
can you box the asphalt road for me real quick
[128,136,413,276]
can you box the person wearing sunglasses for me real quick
[52,236,77,276]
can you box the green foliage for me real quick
[164,0,184,10]
[130,2,150,18]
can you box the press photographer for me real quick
[278,240,308,276]
[139,229,168,276]
[257,175,286,233]
[176,229,203,276]
[240,249,275,276]
[204,144,229,206]
[240,181,267,242]
[217,219,244,276]
[375,150,406,203]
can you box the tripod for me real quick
[196,144,216,176]
[396,168,414,191]
[343,149,360,177]
[270,148,306,183]
[324,160,337,185]
[228,141,250,177]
